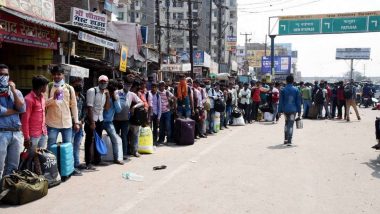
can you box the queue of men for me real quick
[0,61,374,179]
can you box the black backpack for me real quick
[344,86,353,99]
[315,89,324,104]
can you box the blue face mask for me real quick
[54,79,65,87]
[206,85,211,89]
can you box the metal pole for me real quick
[166,0,170,54]
[188,0,194,78]
[209,0,213,55]
[155,0,161,67]
[350,58,354,81]
[217,0,222,72]
[270,35,276,80]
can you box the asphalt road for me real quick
[2,108,380,214]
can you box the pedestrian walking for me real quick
[345,80,361,122]
[278,75,302,146]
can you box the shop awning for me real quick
[0,7,76,34]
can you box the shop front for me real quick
[0,6,75,92]
[193,50,211,79]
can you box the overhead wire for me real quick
[239,0,321,14]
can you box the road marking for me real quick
[113,126,244,213]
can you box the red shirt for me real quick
[337,87,345,101]
[251,88,261,102]
[22,91,47,140]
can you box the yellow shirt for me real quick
[45,84,79,129]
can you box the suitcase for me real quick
[174,118,195,145]
[102,134,123,162]
[308,104,318,119]
[138,127,154,154]
[50,142,74,181]
[376,118,380,140]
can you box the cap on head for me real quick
[98,75,109,82]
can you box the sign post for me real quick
[335,48,371,81]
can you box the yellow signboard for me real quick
[119,45,128,72]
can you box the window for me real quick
[136,13,139,18]
[142,14,147,20]
[192,12,198,19]
[193,2,198,10]
[230,12,235,19]
[213,24,217,30]
[135,0,139,6]
[213,10,217,18]
[173,12,184,20]
[117,12,124,21]
[173,0,183,7]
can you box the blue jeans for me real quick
[284,113,296,143]
[225,105,232,126]
[207,109,216,133]
[47,127,73,150]
[0,131,23,178]
[159,111,172,142]
[272,103,279,122]
[103,121,122,161]
[302,100,311,118]
[114,120,129,156]
[72,126,84,168]
[129,125,140,154]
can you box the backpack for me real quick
[314,89,324,104]
[344,86,353,100]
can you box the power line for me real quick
[239,0,321,14]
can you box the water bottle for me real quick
[122,172,144,182]
[55,86,64,103]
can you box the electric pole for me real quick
[155,0,162,66]
[209,0,213,55]
[188,0,194,78]
[166,0,170,54]
[240,32,252,75]
[217,0,222,69]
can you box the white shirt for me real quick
[239,88,251,105]
[86,87,106,122]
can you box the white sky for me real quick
[237,0,380,77]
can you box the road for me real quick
[2,108,380,214]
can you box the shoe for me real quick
[72,168,83,176]
[287,143,292,147]
[195,136,200,139]
[220,128,224,130]
[272,121,276,124]
[113,160,125,165]
[133,152,141,158]
[347,118,350,122]
[123,155,129,160]
[358,117,361,120]
[224,126,229,129]
[85,164,97,171]
[77,163,87,170]
[372,144,380,150]
[284,140,288,145]
[200,134,207,138]
[95,161,110,166]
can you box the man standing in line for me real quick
[206,80,218,134]
[238,82,251,124]
[0,64,26,178]
[278,75,301,146]
[345,79,361,122]
[84,75,110,169]
[147,83,162,146]
[45,66,79,148]
[300,82,312,119]
[157,81,175,144]
[271,82,280,124]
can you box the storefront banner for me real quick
[78,31,116,50]
[161,63,191,72]
[0,0,55,22]
[61,64,89,78]
[71,7,107,35]
[0,12,57,49]
[119,45,128,72]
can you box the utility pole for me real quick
[188,0,194,78]
[166,0,170,54]
[155,0,162,67]
[350,59,354,80]
[209,0,213,55]
[217,0,222,71]
[270,35,276,80]
[240,32,252,75]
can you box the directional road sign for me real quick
[277,11,380,35]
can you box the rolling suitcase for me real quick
[308,104,318,119]
[174,118,195,145]
[50,142,74,181]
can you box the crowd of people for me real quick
[0,62,375,179]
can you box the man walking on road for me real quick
[279,75,301,146]
[345,79,361,122]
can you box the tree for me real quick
[343,71,365,81]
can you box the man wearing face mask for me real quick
[70,77,86,174]
[0,64,26,178]
[84,75,111,169]
[114,76,144,159]
[45,66,79,149]
[206,80,218,134]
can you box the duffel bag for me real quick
[36,149,61,188]
[0,170,48,205]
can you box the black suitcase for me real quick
[174,118,195,145]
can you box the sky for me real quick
[237,0,380,77]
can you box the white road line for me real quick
[113,126,244,213]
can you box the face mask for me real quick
[206,85,211,89]
[74,85,83,92]
[0,75,9,87]
[99,83,108,90]
[54,79,65,87]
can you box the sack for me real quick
[0,170,48,205]
[264,112,273,121]
[101,134,123,162]
[36,149,61,188]
[130,107,147,126]
[315,89,324,104]
[94,131,108,155]
[214,99,226,112]
[232,116,245,126]
[231,107,242,118]
[138,127,154,154]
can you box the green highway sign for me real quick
[369,16,380,32]
[277,11,380,35]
